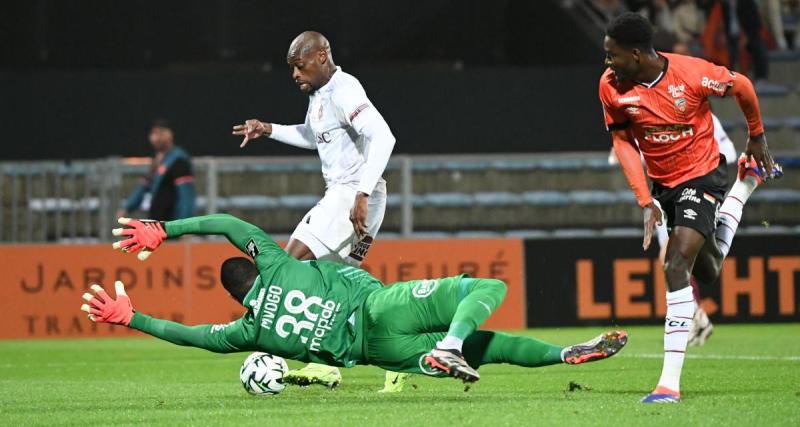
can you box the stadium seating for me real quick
[710,55,800,152]
[6,153,799,242]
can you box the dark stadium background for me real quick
[1,0,606,159]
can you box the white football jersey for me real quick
[272,67,393,192]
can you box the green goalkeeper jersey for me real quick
[129,214,382,367]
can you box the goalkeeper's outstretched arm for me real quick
[129,313,252,353]
[165,214,276,255]
[113,213,285,262]
[80,281,253,353]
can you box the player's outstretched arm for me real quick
[163,214,279,255]
[270,123,316,150]
[112,218,167,261]
[232,119,270,148]
[232,119,315,150]
[113,214,282,261]
[80,281,250,353]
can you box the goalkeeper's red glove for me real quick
[80,281,134,326]
[112,217,166,261]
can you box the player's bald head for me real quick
[286,31,336,94]
[287,31,332,61]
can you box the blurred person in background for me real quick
[786,0,800,49]
[780,0,800,50]
[762,0,800,51]
[590,0,629,20]
[117,119,196,221]
[721,0,785,92]
[609,1,707,56]
[763,0,789,50]
[672,0,707,55]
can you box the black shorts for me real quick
[651,158,728,240]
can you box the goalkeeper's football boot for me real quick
[378,371,413,393]
[561,330,628,365]
[424,348,480,383]
[641,386,681,403]
[737,153,783,184]
[688,307,714,347]
[283,363,342,389]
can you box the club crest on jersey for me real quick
[625,105,641,115]
[667,84,685,98]
[412,280,439,298]
[674,98,687,112]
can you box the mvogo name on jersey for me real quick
[256,285,344,353]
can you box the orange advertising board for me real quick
[0,238,525,340]
[524,235,800,326]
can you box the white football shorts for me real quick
[290,180,387,265]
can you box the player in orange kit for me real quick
[598,13,781,403]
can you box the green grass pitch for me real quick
[1,324,798,426]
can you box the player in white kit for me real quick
[232,31,404,391]
[234,31,394,266]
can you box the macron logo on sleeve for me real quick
[349,103,370,122]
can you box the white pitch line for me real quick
[622,353,800,362]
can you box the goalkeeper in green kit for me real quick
[80,214,627,383]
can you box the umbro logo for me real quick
[683,209,697,220]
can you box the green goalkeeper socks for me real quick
[463,331,564,368]
[440,278,562,368]
[444,278,507,343]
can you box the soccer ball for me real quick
[239,352,288,395]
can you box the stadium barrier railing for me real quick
[1,153,798,243]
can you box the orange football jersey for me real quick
[599,52,737,188]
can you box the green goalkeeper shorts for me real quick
[362,275,470,376]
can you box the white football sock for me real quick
[437,336,464,352]
[715,176,759,259]
[657,286,696,394]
